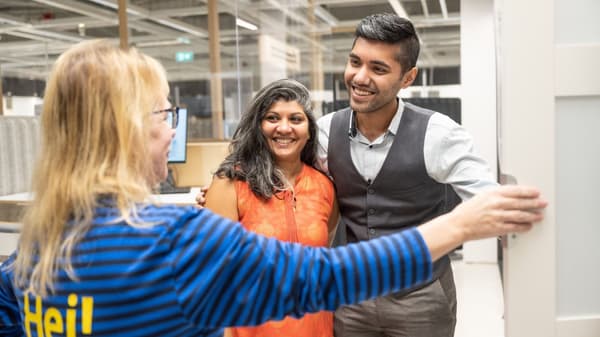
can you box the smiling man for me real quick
[316,13,497,337]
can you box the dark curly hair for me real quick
[214,79,318,199]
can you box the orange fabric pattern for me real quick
[230,164,335,337]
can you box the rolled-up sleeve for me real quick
[424,113,498,200]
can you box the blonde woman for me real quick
[0,40,546,337]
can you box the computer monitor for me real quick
[168,108,188,163]
[159,108,191,194]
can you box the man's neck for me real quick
[355,100,398,142]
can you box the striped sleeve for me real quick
[0,255,23,337]
[170,209,432,329]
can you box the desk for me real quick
[0,222,20,233]
[0,192,27,255]
[0,192,33,204]
[150,187,200,206]
[0,193,29,226]
[0,188,200,256]
[0,189,200,205]
[0,187,201,225]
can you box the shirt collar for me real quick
[348,97,405,138]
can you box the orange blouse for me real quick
[230,164,335,337]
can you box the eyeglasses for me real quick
[153,106,179,129]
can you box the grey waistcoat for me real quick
[328,103,456,282]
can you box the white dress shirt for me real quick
[316,98,497,200]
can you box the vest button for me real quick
[368,188,375,194]
[369,228,376,235]
[368,208,376,215]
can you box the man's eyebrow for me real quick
[369,60,391,69]
[348,52,391,68]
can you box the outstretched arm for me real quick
[172,185,545,330]
[171,210,432,330]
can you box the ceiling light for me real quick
[78,23,86,37]
[177,37,191,44]
[136,39,184,48]
[236,18,257,31]
[86,0,142,16]
[156,19,205,37]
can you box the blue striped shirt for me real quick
[0,204,432,337]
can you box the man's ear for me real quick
[401,67,418,88]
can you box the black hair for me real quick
[353,13,420,71]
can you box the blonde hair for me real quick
[13,40,169,296]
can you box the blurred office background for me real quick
[0,0,463,138]
[1,1,599,336]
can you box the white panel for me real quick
[556,96,600,317]
[259,34,287,87]
[555,44,600,97]
[460,0,498,263]
[497,0,556,336]
[557,316,600,337]
[555,0,600,44]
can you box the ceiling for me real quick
[0,0,460,82]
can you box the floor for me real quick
[453,259,505,337]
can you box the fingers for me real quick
[500,222,534,234]
[194,192,204,209]
[195,185,208,207]
[195,185,209,205]
[195,191,206,205]
[497,197,548,212]
[454,185,547,242]
[497,185,541,199]
[497,209,544,224]
[484,185,547,213]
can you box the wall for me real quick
[496,0,600,335]
[498,0,556,334]
[554,0,600,331]
[170,141,230,188]
[459,0,498,263]
[400,84,462,99]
